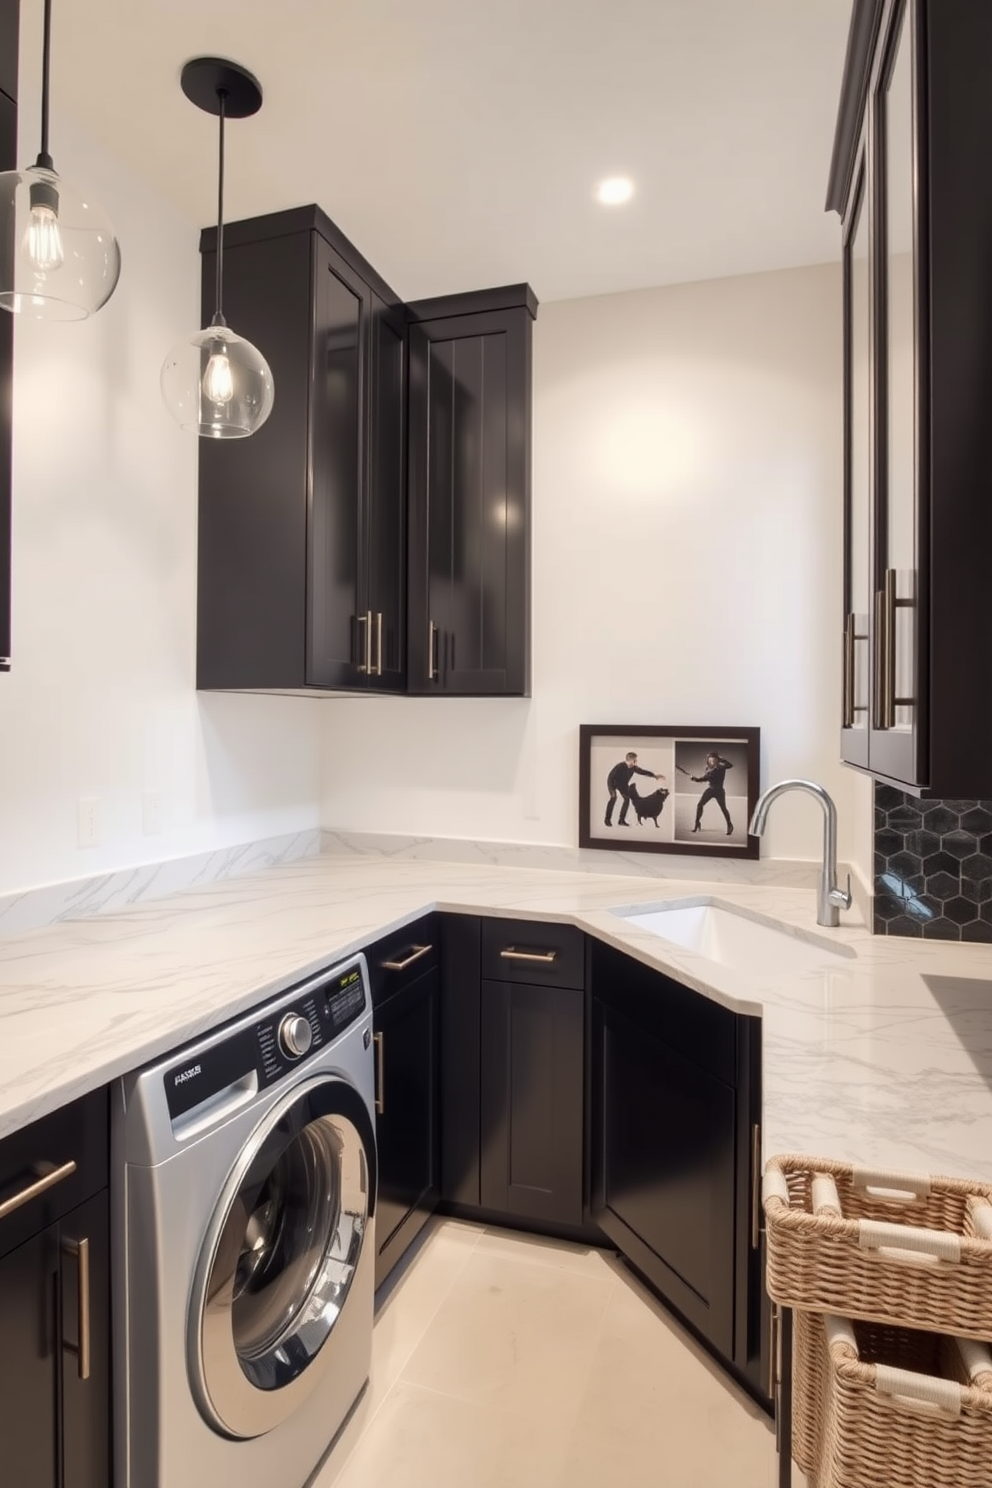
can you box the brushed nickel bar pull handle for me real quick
[751,1123,762,1251]
[356,613,368,674]
[843,614,855,728]
[883,569,897,730]
[769,1302,780,1415]
[380,943,433,972]
[375,611,383,677]
[62,1235,91,1381]
[428,620,437,681]
[366,609,373,676]
[872,589,884,731]
[0,1159,77,1221]
[500,947,558,964]
[373,1032,385,1115]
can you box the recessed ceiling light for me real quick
[596,177,635,206]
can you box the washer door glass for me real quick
[192,1075,376,1438]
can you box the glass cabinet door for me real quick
[872,0,922,784]
[842,163,871,768]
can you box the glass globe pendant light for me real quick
[0,0,121,319]
[160,59,274,439]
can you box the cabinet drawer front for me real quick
[0,1089,108,1260]
[367,914,440,1006]
[481,918,584,989]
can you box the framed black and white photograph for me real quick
[578,725,761,859]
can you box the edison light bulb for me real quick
[24,201,64,273]
[203,348,234,406]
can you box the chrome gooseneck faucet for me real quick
[748,779,853,927]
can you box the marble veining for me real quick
[0,829,322,938]
[1,853,990,1188]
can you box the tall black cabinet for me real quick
[831,0,992,796]
[0,0,17,673]
[196,206,407,695]
[407,286,536,696]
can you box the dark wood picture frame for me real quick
[578,725,761,860]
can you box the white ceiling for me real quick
[19,0,851,304]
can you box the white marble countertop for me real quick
[1,854,990,1182]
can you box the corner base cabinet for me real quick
[0,1089,110,1488]
[589,940,767,1398]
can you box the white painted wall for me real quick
[321,263,874,877]
[0,102,321,895]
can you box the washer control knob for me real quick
[279,1013,313,1060]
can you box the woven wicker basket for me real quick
[763,1154,992,1338]
[795,1310,992,1488]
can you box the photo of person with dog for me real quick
[584,734,676,844]
[672,740,750,846]
[604,751,668,828]
[578,725,760,860]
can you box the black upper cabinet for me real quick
[0,0,16,673]
[831,0,992,795]
[0,0,16,103]
[197,207,406,695]
[407,287,536,696]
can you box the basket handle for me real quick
[956,1335,992,1385]
[851,1164,931,1201]
[858,1219,961,1265]
[969,1202,992,1240]
[874,1363,962,1418]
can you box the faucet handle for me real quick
[829,873,853,912]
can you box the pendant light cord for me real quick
[38,0,53,169]
[214,90,227,324]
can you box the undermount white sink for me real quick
[613,901,855,976]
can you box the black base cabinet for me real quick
[480,978,584,1227]
[589,939,768,1402]
[367,917,441,1289]
[441,915,593,1235]
[0,1090,110,1488]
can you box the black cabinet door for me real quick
[373,966,440,1287]
[0,1223,58,1488]
[408,305,532,696]
[59,1193,110,1488]
[307,237,368,690]
[440,914,482,1208]
[364,294,406,692]
[591,995,737,1357]
[480,979,584,1227]
[0,0,17,103]
[197,230,314,691]
[0,89,13,674]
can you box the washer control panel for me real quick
[163,954,370,1123]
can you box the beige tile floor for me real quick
[312,1218,801,1488]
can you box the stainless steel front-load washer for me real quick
[114,953,377,1488]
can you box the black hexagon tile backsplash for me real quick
[874,785,992,941]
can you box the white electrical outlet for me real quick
[77,797,101,848]
[142,790,164,836]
